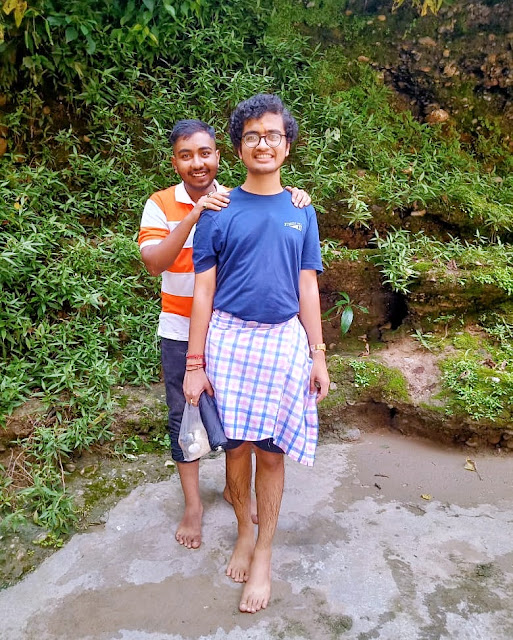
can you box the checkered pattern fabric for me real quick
[205,310,319,466]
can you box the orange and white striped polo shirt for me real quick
[138,181,222,341]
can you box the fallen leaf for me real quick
[464,458,476,472]
[421,494,432,501]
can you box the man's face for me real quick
[171,131,220,196]
[238,112,290,175]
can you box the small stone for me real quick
[487,433,502,445]
[490,376,501,382]
[357,55,370,63]
[64,463,76,473]
[345,10,353,16]
[328,343,337,350]
[377,14,386,21]
[42,106,51,115]
[306,0,315,7]
[505,439,513,450]
[329,382,338,391]
[425,108,450,124]
[164,459,175,467]
[443,48,451,58]
[418,36,437,47]
[340,427,361,442]
[420,66,432,73]
[0,443,6,453]
[465,436,479,448]
[443,62,458,77]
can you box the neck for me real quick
[241,172,282,195]
[184,181,216,203]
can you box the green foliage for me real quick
[440,356,512,421]
[393,0,444,16]
[2,0,513,533]
[323,292,368,335]
[349,359,409,402]
[371,230,513,296]
[320,240,361,268]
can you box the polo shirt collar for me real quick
[175,180,221,205]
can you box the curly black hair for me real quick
[169,119,215,148]
[229,94,298,150]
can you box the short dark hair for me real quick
[229,94,298,150]
[169,119,215,148]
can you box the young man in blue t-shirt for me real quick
[184,94,329,613]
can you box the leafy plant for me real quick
[323,292,368,335]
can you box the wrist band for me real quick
[186,353,204,360]
[310,343,326,353]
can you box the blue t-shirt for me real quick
[193,187,323,324]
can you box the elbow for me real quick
[141,256,162,277]
[146,264,162,277]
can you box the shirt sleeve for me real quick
[138,197,169,249]
[193,211,221,273]
[301,206,323,273]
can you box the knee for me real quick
[256,450,284,473]
[226,442,252,462]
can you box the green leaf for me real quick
[142,0,155,12]
[162,1,177,18]
[85,35,96,55]
[65,27,78,43]
[340,307,353,334]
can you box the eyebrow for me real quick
[243,129,284,135]
[177,146,214,153]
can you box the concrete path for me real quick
[1,431,513,640]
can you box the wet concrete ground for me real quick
[1,430,513,640]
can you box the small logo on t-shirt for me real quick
[284,222,303,231]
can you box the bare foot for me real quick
[223,485,258,525]
[226,530,255,583]
[239,548,272,613]
[175,504,203,549]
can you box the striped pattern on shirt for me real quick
[205,310,319,466]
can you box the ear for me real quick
[215,149,220,164]
[285,142,290,158]
[171,156,178,172]
[237,146,243,160]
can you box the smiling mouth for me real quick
[191,171,208,177]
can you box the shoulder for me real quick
[149,185,177,209]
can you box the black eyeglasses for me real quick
[242,132,286,148]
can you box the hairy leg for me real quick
[223,446,258,524]
[239,449,284,613]
[175,460,203,549]
[225,443,255,583]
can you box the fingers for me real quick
[285,186,311,209]
[316,378,329,403]
[296,189,311,208]
[199,192,230,212]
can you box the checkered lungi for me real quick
[205,310,319,466]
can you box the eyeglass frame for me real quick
[241,132,287,148]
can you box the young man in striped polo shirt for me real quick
[184,96,329,613]
[139,119,311,550]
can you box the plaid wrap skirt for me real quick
[205,310,319,466]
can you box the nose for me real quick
[191,153,204,168]
[255,135,270,150]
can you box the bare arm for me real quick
[183,266,217,402]
[140,192,229,276]
[298,269,330,402]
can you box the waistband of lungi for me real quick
[212,309,298,331]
